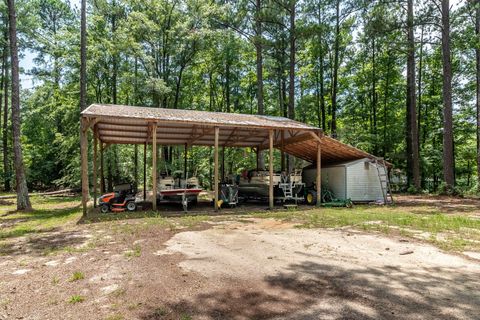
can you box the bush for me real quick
[438,183,462,197]
[407,185,418,194]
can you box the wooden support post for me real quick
[134,144,138,190]
[281,130,285,172]
[143,142,147,201]
[93,129,98,208]
[269,129,274,210]
[100,142,105,193]
[221,146,225,182]
[152,124,157,210]
[80,118,89,216]
[184,143,188,179]
[316,142,322,207]
[214,127,219,211]
[256,147,260,170]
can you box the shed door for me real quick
[346,161,383,201]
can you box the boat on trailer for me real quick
[157,173,202,208]
[238,169,304,202]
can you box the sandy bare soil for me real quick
[394,194,480,216]
[1,217,479,320]
[158,219,480,320]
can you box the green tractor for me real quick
[305,185,353,208]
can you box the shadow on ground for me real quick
[141,261,480,320]
[0,228,90,256]
[0,204,81,240]
[395,195,480,215]
[0,203,88,256]
[79,201,302,224]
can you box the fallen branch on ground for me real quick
[0,189,75,200]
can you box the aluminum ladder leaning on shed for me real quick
[372,158,394,204]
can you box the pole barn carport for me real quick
[80,104,378,215]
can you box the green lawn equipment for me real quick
[305,185,353,208]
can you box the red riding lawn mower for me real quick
[99,183,137,213]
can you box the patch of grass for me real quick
[0,196,82,241]
[256,205,480,252]
[52,276,60,285]
[68,295,85,304]
[433,236,472,251]
[180,314,192,320]
[235,218,254,224]
[177,215,209,228]
[0,226,38,240]
[2,194,479,255]
[0,298,9,307]
[127,302,141,310]
[124,244,141,258]
[18,259,29,266]
[0,242,10,256]
[42,243,93,256]
[69,271,85,282]
[152,307,167,317]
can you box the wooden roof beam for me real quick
[257,132,312,150]
[309,130,323,143]
[188,127,214,145]
[223,133,268,147]
[223,127,239,146]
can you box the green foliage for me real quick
[0,0,476,193]
[407,186,418,194]
[68,295,85,304]
[69,271,85,282]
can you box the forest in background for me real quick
[1,0,480,205]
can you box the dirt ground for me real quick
[394,194,480,216]
[1,210,479,320]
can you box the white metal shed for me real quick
[303,158,389,202]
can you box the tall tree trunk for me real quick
[315,71,321,128]
[383,52,392,158]
[371,37,378,154]
[418,25,425,188]
[111,1,117,106]
[319,56,326,131]
[80,0,87,212]
[7,0,31,210]
[110,4,120,187]
[331,0,340,138]
[0,36,4,183]
[417,25,424,150]
[173,65,185,109]
[287,1,296,172]
[476,0,480,192]
[288,2,295,121]
[134,57,139,187]
[2,26,9,191]
[80,0,87,112]
[441,0,455,189]
[316,1,326,131]
[255,0,265,169]
[255,0,263,116]
[225,59,231,113]
[277,64,286,171]
[282,71,287,117]
[406,0,421,191]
